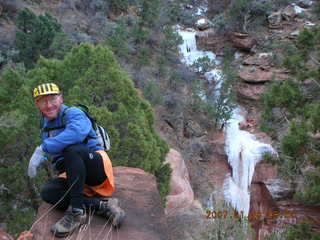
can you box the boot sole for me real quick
[51,220,85,238]
[51,228,76,238]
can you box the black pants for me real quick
[41,143,107,210]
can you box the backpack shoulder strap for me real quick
[60,107,71,126]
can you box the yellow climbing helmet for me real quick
[33,83,60,98]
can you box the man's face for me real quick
[35,94,63,120]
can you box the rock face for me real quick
[239,54,289,83]
[282,5,297,21]
[268,10,282,25]
[230,32,257,52]
[195,29,226,53]
[264,179,294,201]
[165,149,194,216]
[236,82,267,101]
[250,162,320,239]
[164,149,213,240]
[32,167,169,240]
[184,120,206,138]
[236,52,289,102]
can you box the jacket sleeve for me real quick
[41,107,92,154]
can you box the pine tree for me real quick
[15,8,61,68]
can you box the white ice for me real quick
[292,3,306,14]
[178,29,217,66]
[197,18,206,25]
[223,108,276,216]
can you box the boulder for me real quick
[195,29,226,52]
[239,66,289,83]
[164,149,213,240]
[264,179,294,201]
[282,5,296,21]
[290,29,300,39]
[184,120,206,138]
[268,10,282,25]
[239,119,255,132]
[252,163,278,183]
[32,167,169,240]
[195,18,210,31]
[243,53,272,66]
[236,82,267,101]
[230,33,257,52]
[165,149,194,216]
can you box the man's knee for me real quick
[40,179,69,209]
[40,178,66,202]
[40,183,54,203]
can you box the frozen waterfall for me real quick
[223,109,275,216]
[178,28,217,67]
[178,27,276,216]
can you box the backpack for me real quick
[40,104,111,151]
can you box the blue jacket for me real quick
[40,104,103,163]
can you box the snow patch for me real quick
[197,18,206,25]
[258,52,272,58]
[292,3,306,14]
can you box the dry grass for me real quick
[28,177,121,240]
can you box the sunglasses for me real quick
[36,95,60,108]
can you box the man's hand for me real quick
[28,146,46,178]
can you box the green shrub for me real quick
[265,221,320,240]
[294,171,320,205]
[312,2,320,19]
[108,0,129,14]
[226,0,271,32]
[262,152,279,165]
[137,47,151,66]
[260,80,304,119]
[155,163,172,205]
[49,32,73,60]
[160,26,182,56]
[15,8,62,68]
[143,81,164,106]
[281,121,310,159]
[284,221,319,240]
[138,0,161,28]
[105,22,130,58]
[191,56,216,74]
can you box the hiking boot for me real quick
[96,197,126,228]
[51,206,86,238]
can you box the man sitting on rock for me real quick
[28,83,125,238]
